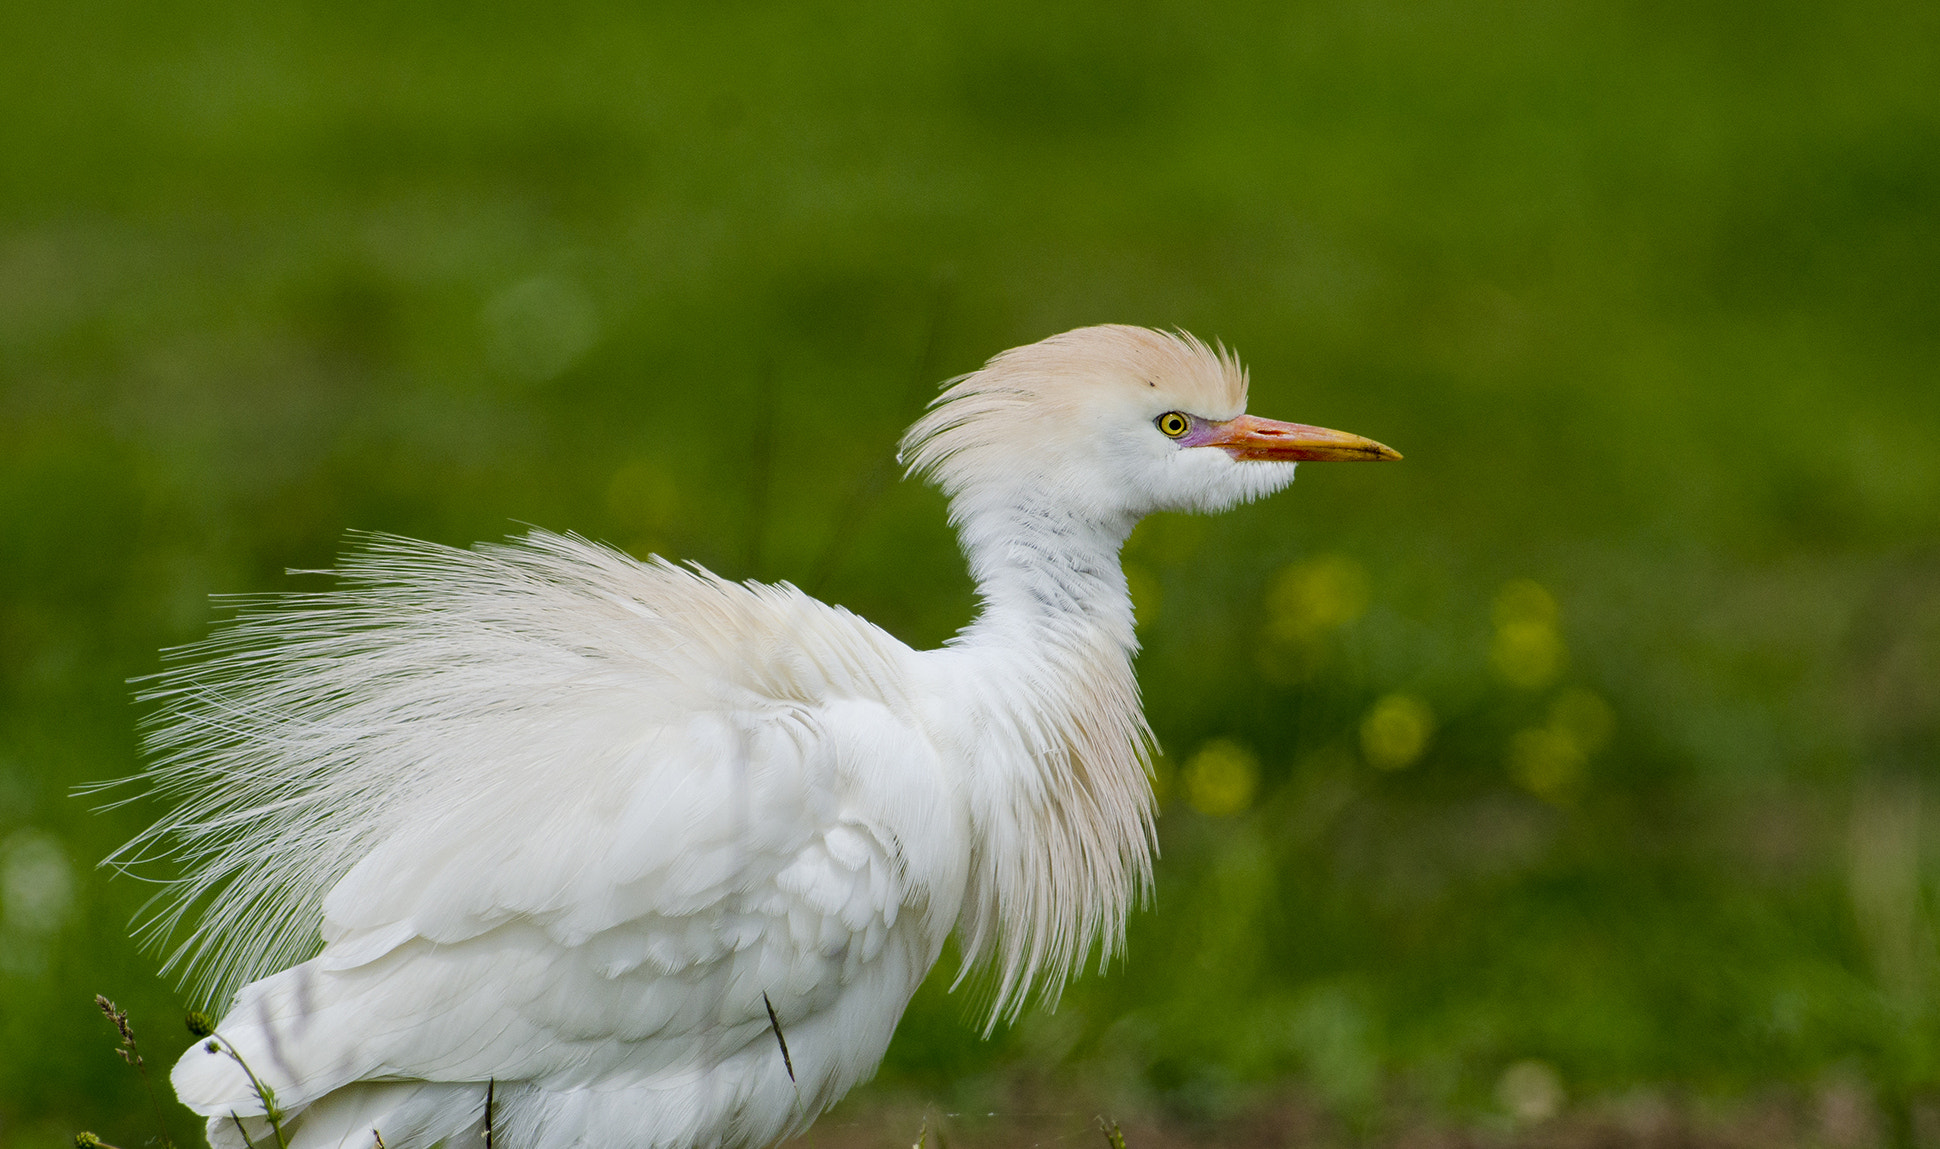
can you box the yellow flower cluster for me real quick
[1488,579,1615,801]
[1267,554,1370,644]
[1182,738,1260,817]
[1361,693,1435,770]
[1508,688,1615,801]
[1491,579,1567,689]
[1259,554,1369,683]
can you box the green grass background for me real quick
[1,0,1936,1143]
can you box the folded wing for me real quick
[124,533,961,1132]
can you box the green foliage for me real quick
[2,0,1935,1142]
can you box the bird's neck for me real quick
[940,492,1155,1022]
[957,496,1139,654]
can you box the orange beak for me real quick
[1202,415,1402,462]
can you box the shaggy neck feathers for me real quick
[938,490,1156,1026]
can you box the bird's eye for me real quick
[1156,412,1191,439]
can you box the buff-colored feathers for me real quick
[901,325,1248,502]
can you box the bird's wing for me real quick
[117,531,950,1015]
[173,686,962,1121]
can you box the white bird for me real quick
[117,325,1398,1149]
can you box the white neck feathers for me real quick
[934,491,1156,1027]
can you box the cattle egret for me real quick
[118,325,1399,1149]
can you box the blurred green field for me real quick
[2,0,1936,1145]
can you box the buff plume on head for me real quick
[900,325,1250,505]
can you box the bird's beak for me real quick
[1203,415,1402,462]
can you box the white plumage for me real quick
[115,325,1397,1149]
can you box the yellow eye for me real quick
[1156,412,1191,438]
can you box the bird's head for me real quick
[901,325,1399,529]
